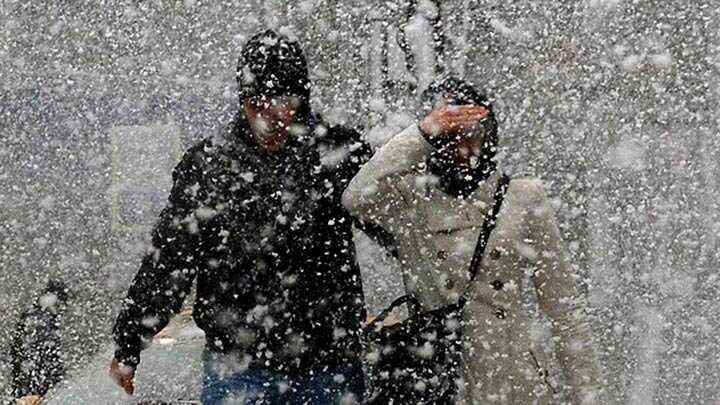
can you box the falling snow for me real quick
[2,1,719,404]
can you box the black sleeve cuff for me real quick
[114,347,140,369]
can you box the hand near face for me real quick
[420,104,489,139]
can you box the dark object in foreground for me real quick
[10,280,69,399]
[363,295,462,404]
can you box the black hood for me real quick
[420,75,499,198]
[235,29,315,144]
[236,30,311,103]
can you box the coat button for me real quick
[437,250,448,260]
[495,307,507,319]
[491,280,504,290]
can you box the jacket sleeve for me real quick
[314,126,372,341]
[341,124,432,231]
[524,180,605,404]
[112,149,204,368]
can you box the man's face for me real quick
[242,95,300,153]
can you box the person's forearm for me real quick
[112,151,202,367]
[342,125,432,223]
[112,242,198,366]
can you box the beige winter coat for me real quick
[343,125,604,404]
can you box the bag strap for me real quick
[457,173,510,309]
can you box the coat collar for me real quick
[424,166,503,208]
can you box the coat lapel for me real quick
[421,170,502,234]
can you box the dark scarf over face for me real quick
[427,137,497,198]
[420,75,499,197]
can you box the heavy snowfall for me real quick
[1,1,719,404]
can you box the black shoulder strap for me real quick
[458,173,510,309]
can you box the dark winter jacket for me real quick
[112,114,370,374]
[11,280,69,398]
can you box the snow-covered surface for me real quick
[44,315,205,404]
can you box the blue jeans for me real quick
[200,351,365,404]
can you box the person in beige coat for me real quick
[343,76,604,404]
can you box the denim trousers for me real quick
[200,350,365,404]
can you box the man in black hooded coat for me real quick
[110,30,370,404]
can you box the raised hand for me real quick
[420,105,489,139]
